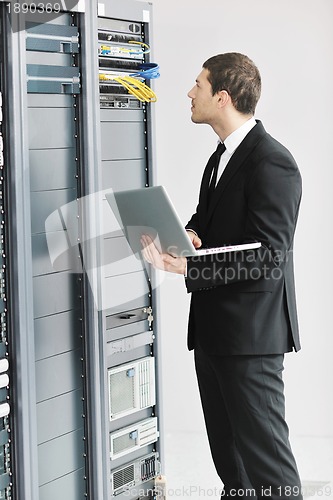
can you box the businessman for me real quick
[142,52,302,499]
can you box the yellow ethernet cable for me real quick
[99,73,157,103]
[120,41,151,55]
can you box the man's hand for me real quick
[187,230,202,249]
[141,235,187,275]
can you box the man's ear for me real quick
[216,90,229,109]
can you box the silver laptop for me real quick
[105,186,260,258]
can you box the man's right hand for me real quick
[186,230,202,249]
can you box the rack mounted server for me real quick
[0,1,163,499]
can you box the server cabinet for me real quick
[0,1,163,499]
[95,4,163,499]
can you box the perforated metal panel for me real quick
[113,433,135,456]
[110,417,159,460]
[113,463,135,491]
[110,371,135,415]
[108,357,156,420]
[111,452,160,496]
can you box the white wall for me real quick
[151,0,333,438]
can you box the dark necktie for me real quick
[208,142,226,202]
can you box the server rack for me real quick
[0,1,163,499]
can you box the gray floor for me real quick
[164,431,333,499]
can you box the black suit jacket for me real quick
[185,121,302,355]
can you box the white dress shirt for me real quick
[213,116,257,186]
[185,117,257,260]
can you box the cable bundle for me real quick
[99,73,157,103]
[99,41,160,102]
[131,63,160,80]
[120,40,151,55]
[114,75,157,102]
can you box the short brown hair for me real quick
[203,53,261,115]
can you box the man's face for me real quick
[187,68,218,125]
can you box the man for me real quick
[142,52,302,499]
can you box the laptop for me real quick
[105,186,261,258]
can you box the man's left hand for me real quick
[141,235,186,275]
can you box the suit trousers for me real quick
[194,347,302,500]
